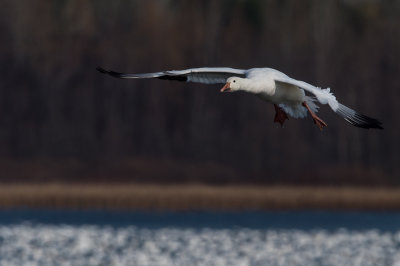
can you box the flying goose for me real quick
[97,67,383,130]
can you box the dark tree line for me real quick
[0,0,398,185]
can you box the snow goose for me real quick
[97,67,383,130]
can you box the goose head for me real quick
[221,77,243,92]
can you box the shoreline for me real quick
[0,184,399,211]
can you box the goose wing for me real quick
[274,76,383,129]
[97,67,246,84]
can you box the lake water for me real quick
[1,210,400,265]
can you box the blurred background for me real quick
[1,1,400,265]
[0,0,398,186]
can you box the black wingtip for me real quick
[345,113,384,130]
[336,104,384,130]
[355,113,384,129]
[96,67,125,78]
[96,67,107,74]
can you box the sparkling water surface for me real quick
[1,210,400,266]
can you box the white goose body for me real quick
[97,66,383,130]
[234,68,311,118]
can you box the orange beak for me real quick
[220,82,231,92]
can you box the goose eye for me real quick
[233,80,236,83]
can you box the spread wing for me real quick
[97,67,246,84]
[274,76,383,129]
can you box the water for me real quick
[1,210,400,265]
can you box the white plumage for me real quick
[97,66,383,130]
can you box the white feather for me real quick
[98,66,383,129]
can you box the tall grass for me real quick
[0,184,399,210]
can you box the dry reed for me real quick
[0,184,399,210]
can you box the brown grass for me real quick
[0,184,400,210]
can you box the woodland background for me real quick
[0,0,398,186]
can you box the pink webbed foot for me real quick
[273,104,289,126]
[302,102,327,130]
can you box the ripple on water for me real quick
[0,225,399,265]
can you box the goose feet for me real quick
[312,116,328,130]
[302,102,327,130]
[273,104,289,126]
